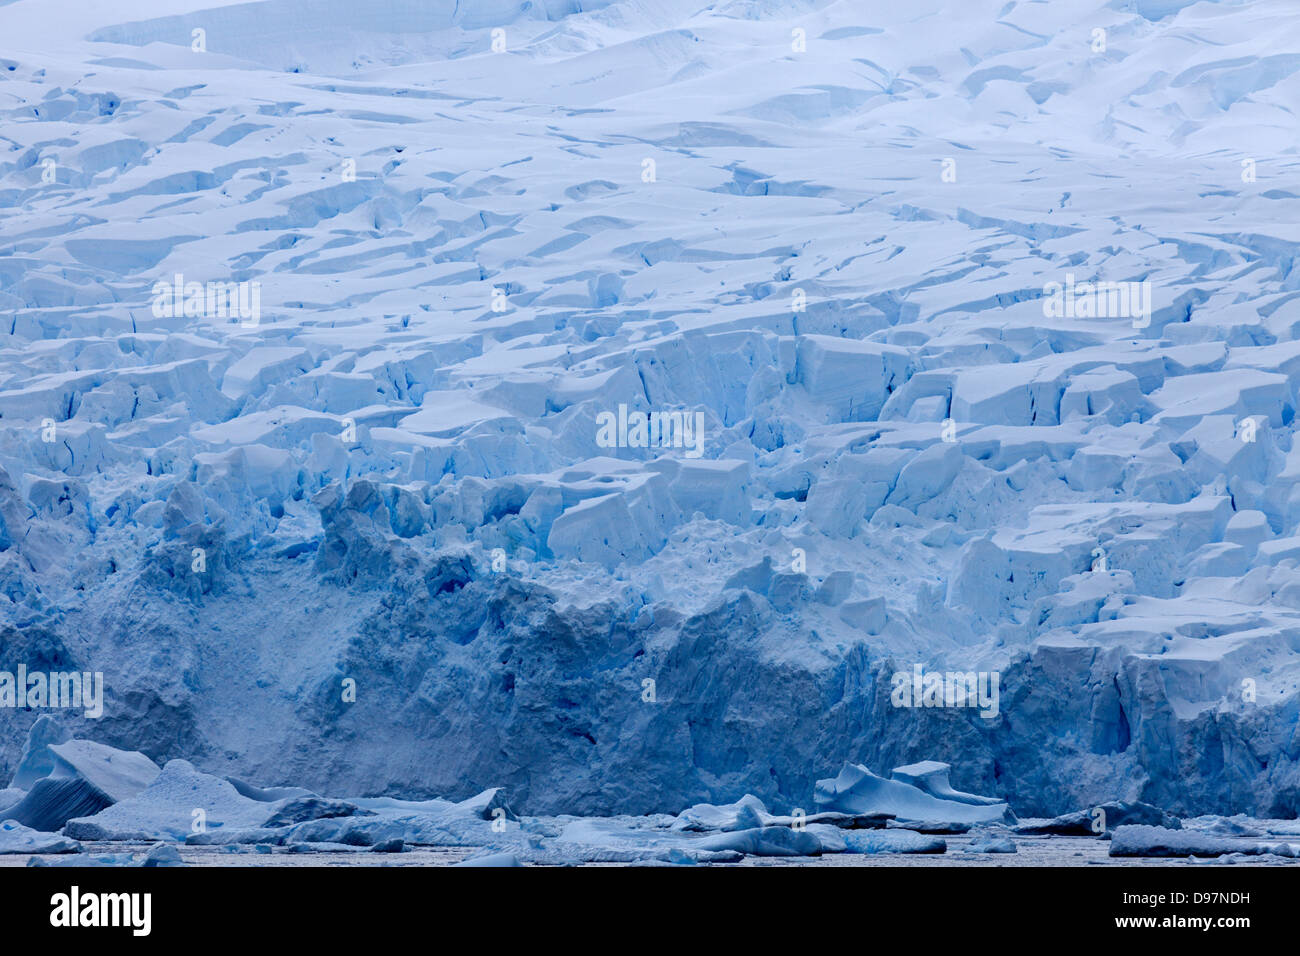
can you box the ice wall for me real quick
[2,0,1300,816]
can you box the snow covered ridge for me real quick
[2,0,1300,822]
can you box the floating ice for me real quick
[671,794,770,831]
[814,763,1015,826]
[1016,801,1181,836]
[0,819,80,854]
[840,829,947,855]
[696,826,822,857]
[891,761,1006,807]
[8,716,69,790]
[964,834,1018,854]
[6,739,160,832]
[64,759,283,841]
[452,852,522,867]
[1108,825,1289,858]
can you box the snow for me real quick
[1,0,1300,830]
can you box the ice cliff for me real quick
[2,0,1300,817]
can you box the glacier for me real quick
[2,0,1300,839]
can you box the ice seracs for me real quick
[2,0,1300,823]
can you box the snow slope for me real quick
[2,0,1300,816]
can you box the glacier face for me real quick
[2,0,1300,817]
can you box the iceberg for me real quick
[6,739,161,832]
[814,763,1015,826]
[0,819,80,855]
[64,760,283,842]
[1016,801,1181,836]
[1109,825,1290,859]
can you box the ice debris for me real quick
[815,763,1015,826]
[64,759,282,841]
[964,834,1018,854]
[1016,801,1181,836]
[1109,825,1294,858]
[0,819,80,855]
[6,739,161,832]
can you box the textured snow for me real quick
[2,0,1300,824]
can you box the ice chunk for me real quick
[886,444,963,511]
[890,761,1005,807]
[964,835,1017,853]
[141,843,185,867]
[547,493,653,569]
[1195,816,1263,838]
[451,787,516,821]
[220,347,311,400]
[815,763,1014,825]
[0,819,80,854]
[6,740,161,832]
[671,794,769,831]
[840,829,946,854]
[224,777,316,802]
[64,759,278,841]
[43,740,161,803]
[452,851,522,867]
[885,819,971,834]
[9,716,70,790]
[29,852,132,867]
[697,826,822,857]
[794,336,909,423]
[1016,801,1180,836]
[1109,825,1275,858]
[262,796,372,827]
